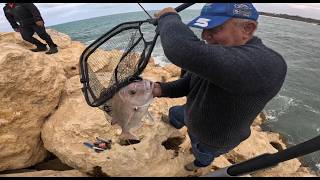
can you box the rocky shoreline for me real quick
[0,30,317,177]
[259,11,320,25]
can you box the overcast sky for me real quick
[1,3,320,32]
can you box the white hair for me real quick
[233,18,258,35]
[233,18,258,27]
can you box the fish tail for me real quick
[120,131,139,141]
[147,111,154,122]
[111,118,117,125]
[143,111,155,126]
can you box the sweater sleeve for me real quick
[21,3,43,22]
[159,72,191,98]
[3,7,19,29]
[157,13,279,94]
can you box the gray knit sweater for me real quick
[157,13,287,149]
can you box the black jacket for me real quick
[3,3,43,28]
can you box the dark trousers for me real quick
[20,25,57,48]
[169,105,232,167]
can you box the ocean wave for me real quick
[265,110,278,122]
[278,95,298,106]
[265,95,298,122]
[85,40,95,45]
[303,104,320,114]
[152,55,170,67]
[316,163,320,170]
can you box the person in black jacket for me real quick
[153,3,287,171]
[3,3,58,54]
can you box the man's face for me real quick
[201,18,247,46]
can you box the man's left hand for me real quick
[35,20,44,27]
[154,7,177,19]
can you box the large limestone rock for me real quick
[142,63,181,83]
[0,30,316,177]
[41,76,197,176]
[0,30,85,79]
[0,170,88,177]
[0,32,32,48]
[41,75,316,177]
[37,29,86,78]
[223,125,316,177]
[0,43,67,171]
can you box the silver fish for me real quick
[109,79,154,141]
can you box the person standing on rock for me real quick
[152,3,287,171]
[3,3,58,54]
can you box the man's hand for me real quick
[154,7,177,19]
[35,20,44,27]
[152,82,162,98]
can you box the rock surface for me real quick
[0,170,88,177]
[0,32,67,171]
[0,30,317,177]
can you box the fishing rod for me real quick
[202,134,320,177]
[138,3,195,25]
[138,3,153,19]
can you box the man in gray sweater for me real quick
[153,3,287,171]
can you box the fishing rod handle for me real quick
[175,3,195,12]
[227,135,320,176]
[202,167,234,177]
[148,3,195,25]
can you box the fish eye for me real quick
[129,90,136,95]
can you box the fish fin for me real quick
[122,109,137,127]
[144,111,155,126]
[147,111,154,122]
[120,131,139,141]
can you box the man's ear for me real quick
[201,30,212,40]
[243,22,257,37]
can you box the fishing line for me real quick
[138,3,153,19]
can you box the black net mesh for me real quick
[80,20,157,107]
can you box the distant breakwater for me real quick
[259,12,320,25]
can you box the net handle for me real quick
[203,134,320,177]
[149,3,195,25]
[175,3,195,12]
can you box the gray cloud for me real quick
[254,3,320,19]
[1,3,320,32]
